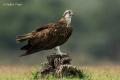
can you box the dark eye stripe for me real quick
[63,11,71,16]
[69,11,71,14]
[64,12,68,16]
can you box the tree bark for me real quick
[40,54,83,78]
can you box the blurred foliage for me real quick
[0,0,120,64]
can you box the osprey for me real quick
[16,10,73,56]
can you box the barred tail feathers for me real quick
[16,33,32,42]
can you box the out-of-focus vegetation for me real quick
[0,0,120,64]
[0,65,120,80]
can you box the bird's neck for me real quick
[58,17,71,27]
[65,16,71,27]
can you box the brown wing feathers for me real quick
[16,24,55,56]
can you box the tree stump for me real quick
[40,54,83,78]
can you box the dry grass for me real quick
[0,65,35,80]
[0,64,119,80]
[80,64,120,80]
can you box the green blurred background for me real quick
[0,0,120,65]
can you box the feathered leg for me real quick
[55,46,66,55]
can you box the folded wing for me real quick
[16,23,58,56]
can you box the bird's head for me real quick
[63,10,74,18]
[63,10,73,27]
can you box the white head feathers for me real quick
[63,10,73,27]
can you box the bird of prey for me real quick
[16,10,73,56]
